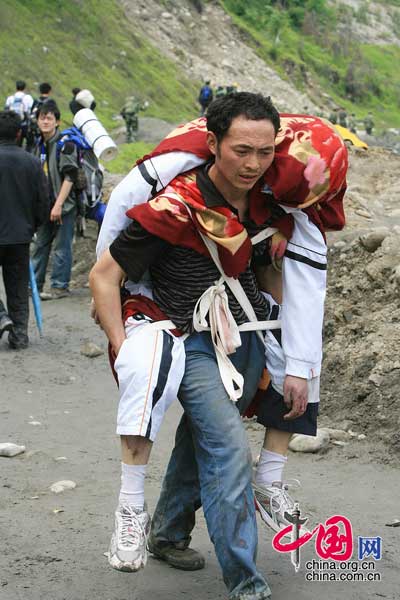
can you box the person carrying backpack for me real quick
[198,80,213,116]
[31,101,79,300]
[4,80,34,147]
[56,124,104,236]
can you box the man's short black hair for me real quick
[72,87,81,96]
[16,80,26,91]
[37,100,60,121]
[0,111,22,141]
[39,82,52,95]
[206,92,280,142]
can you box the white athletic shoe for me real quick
[253,480,308,534]
[108,503,151,572]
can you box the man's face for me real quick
[38,112,58,137]
[207,116,276,196]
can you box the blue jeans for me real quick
[151,332,271,600]
[31,209,76,291]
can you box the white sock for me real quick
[255,449,287,487]
[119,462,147,509]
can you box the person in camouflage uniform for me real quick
[215,85,226,99]
[338,107,347,128]
[364,112,374,135]
[348,113,357,133]
[328,107,338,124]
[121,96,142,143]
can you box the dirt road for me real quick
[1,285,399,600]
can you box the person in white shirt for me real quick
[4,80,34,147]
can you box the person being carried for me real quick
[90,92,288,599]
[31,101,79,300]
[0,111,48,349]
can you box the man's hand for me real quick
[50,202,63,223]
[283,375,308,420]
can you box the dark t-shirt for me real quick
[110,165,270,332]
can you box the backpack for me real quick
[199,85,212,104]
[57,127,103,210]
[9,94,27,121]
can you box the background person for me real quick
[4,80,34,148]
[31,102,79,300]
[0,111,48,349]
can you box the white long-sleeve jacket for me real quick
[96,152,326,385]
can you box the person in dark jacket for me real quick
[0,111,48,349]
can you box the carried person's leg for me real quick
[2,244,30,349]
[108,319,185,573]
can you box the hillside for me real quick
[220,0,400,128]
[2,0,399,134]
[0,0,199,129]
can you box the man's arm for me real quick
[34,163,50,229]
[89,250,126,355]
[50,179,73,223]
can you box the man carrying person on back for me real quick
[90,92,287,599]
[31,101,79,300]
[93,97,348,591]
[0,111,48,349]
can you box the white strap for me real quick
[193,279,244,402]
[251,227,278,245]
[172,197,281,401]
[145,319,176,331]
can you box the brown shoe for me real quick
[147,535,205,571]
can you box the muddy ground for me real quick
[1,146,400,600]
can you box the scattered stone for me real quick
[385,519,400,527]
[52,509,65,514]
[368,373,383,387]
[331,440,349,447]
[342,310,353,323]
[355,208,372,219]
[393,265,400,287]
[289,429,330,453]
[50,480,77,494]
[359,230,388,252]
[337,420,354,432]
[0,443,26,457]
[333,240,346,250]
[28,421,41,426]
[30,496,39,500]
[358,434,367,441]
[161,11,173,19]
[54,456,68,462]
[80,342,104,358]
[320,428,351,442]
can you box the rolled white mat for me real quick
[73,108,118,162]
